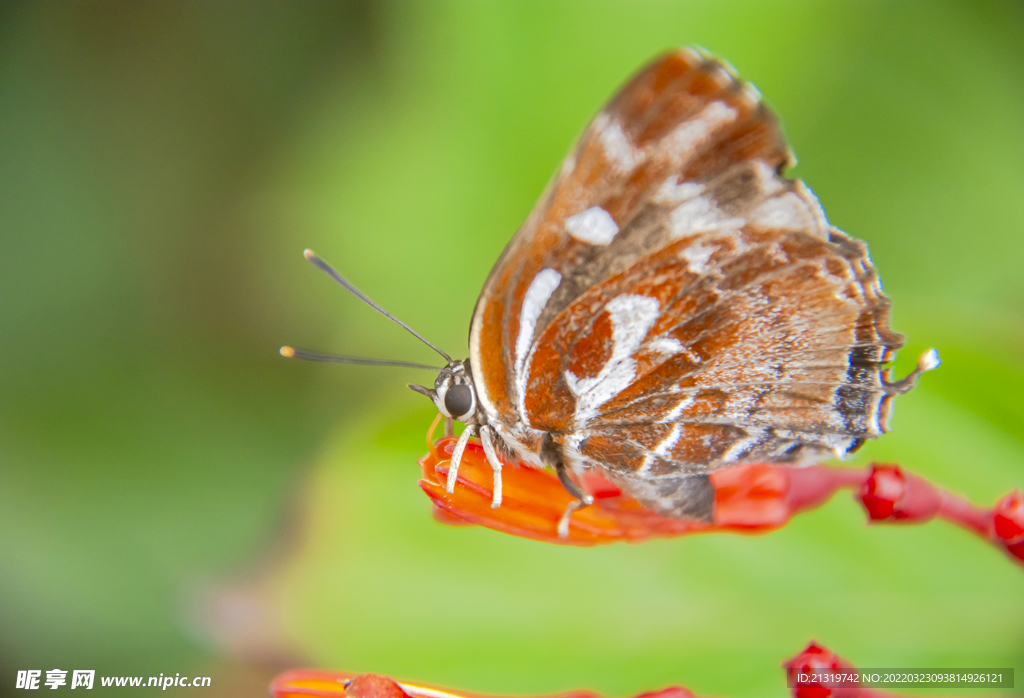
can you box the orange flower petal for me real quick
[417,434,796,546]
[271,669,354,697]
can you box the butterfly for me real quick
[283,47,938,537]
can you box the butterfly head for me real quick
[409,360,480,425]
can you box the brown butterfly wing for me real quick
[468,48,902,517]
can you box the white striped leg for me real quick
[446,425,477,494]
[553,461,593,538]
[557,500,584,539]
[479,426,503,509]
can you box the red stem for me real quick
[935,489,992,537]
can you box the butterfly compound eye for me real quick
[443,384,473,419]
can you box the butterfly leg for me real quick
[446,425,477,494]
[556,500,583,539]
[554,460,594,538]
[479,425,504,509]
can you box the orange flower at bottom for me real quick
[416,417,848,546]
[271,671,697,698]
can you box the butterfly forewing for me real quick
[469,48,903,518]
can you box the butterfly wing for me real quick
[468,48,903,518]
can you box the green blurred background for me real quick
[1,1,1022,696]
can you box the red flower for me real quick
[416,417,1024,566]
[418,434,706,545]
[416,416,861,546]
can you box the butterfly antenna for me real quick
[279,346,440,370]
[301,249,453,364]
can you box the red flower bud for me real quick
[860,465,905,520]
[859,464,940,523]
[346,675,415,698]
[783,641,845,698]
[993,490,1024,543]
[993,490,1024,563]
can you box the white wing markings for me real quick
[596,116,643,173]
[639,422,684,474]
[565,206,620,245]
[661,100,737,164]
[515,268,562,424]
[565,294,661,427]
[670,197,745,240]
